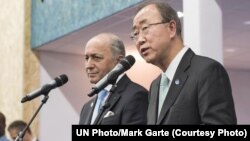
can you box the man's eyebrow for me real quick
[84,53,103,57]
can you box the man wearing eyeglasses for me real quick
[132,0,237,124]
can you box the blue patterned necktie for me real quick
[91,89,108,124]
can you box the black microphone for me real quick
[21,74,68,103]
[88,55,135,97]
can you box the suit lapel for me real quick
[95,94,121,125]
[148,76,161,124]
[96,75,129,124]
[157,49,194,124]
[157,72,188,124]
[83,98,96,124]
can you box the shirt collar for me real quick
[164,47,188,82]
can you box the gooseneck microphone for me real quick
[21,74,68,103]
[88,55,135,97]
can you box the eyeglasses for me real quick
[130,21,169,41]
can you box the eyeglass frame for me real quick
[130,21,170,41]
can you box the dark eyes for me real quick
[142,26,149,31]
[84,55,103,61]
[131,25,148,39]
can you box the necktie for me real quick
[158,74,169,117]
[91,89,108,124]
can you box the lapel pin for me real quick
[175,79,180,85]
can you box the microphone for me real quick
[21,74,68,103]
[88,55,135,97]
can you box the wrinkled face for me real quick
[84,37,118,84]
[132,4,174,65]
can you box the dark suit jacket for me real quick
[148,49,237,125]
[79,75,148,125]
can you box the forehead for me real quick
[133,4,162,27]
[84,37,111,55]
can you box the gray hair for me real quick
[103,33,126,58]
[110,35,126,58]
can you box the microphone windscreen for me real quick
[56,74,68,86]
[121,55,135,70]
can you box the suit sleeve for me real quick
[198,62,237,124]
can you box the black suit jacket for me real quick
[79,75,148,125]
[148,49,237,124]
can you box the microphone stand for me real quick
[15,95,49,141]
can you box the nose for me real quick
[85,59,94,70]
[135,34,146,47]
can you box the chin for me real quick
[145,53,157,64]
[143,56,153,63]
[89,79,98,84]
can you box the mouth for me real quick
[140,47,150,56]
[88,73,98,78]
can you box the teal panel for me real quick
[31,0,142,48]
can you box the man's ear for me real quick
[168,20,177,39]
[116,55,124,62]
